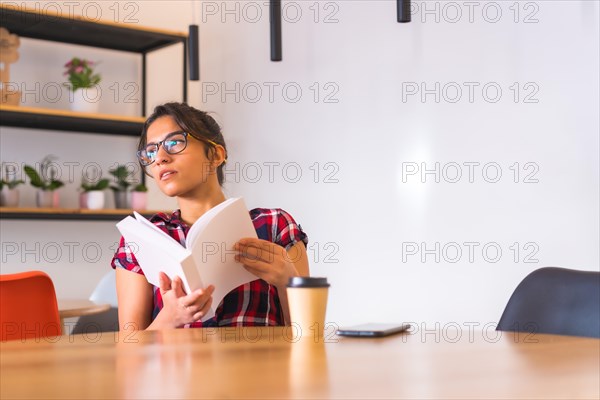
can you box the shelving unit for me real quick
[0,4,186,221]
[0,207,161,221]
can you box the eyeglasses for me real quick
[137,131,220,167]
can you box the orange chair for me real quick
[0,271,61,341]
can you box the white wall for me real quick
[1,1,598,328]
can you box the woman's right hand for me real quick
[153,272,214,329]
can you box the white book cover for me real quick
[116,197,258,321]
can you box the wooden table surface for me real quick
[1,326,598,399]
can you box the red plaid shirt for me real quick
[111,207,308,327]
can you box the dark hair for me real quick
[139,102,227,186]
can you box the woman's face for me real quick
[145,115,219,198]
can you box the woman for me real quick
[112,102,309,330]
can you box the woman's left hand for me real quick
[234,238,298,289]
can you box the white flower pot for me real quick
[80,191,105,210]
[36,190,59,208]
[0,188,20,207]
[70,86,100,114]
[131,191,147,211]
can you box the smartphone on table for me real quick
[336,323,411,337]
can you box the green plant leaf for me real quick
[65,57,101,91]
[109,165,133,191]
[24,165,45,189]
[6,180,24,189]
[81,178,109,192]
[133,183,148,192]
[47,181,64,191]
[109,166,129,179]
[94,179,110,191]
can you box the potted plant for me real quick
[109,165,132,209]
[80,176,109,210]
[64,57,101,113]
[0,164,24,207]
[24,156,64,208]
[131,183,148,211]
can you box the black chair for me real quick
[497,267,600,338]
[72,307,119,334]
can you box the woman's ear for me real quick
[212,145,227,167]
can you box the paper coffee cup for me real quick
[286,277,330,340]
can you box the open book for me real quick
[116,197,258,321]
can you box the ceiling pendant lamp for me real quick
[397,0,411,23]
[189,1,199,80]
[270,0,282,61]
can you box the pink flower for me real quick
[75,66,84,73]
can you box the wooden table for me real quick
[1,327,598,399]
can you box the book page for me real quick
[116,216,202,294]
[133,211,182,247]
[187,198,259,321]
[185,198,237,247]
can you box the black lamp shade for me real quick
[397,0,411,23]
[188,24,199,80]
[270,0,282,61]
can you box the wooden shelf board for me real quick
[0,105,144,123]
[0,207,163,221]
[0,105,144,136]
[0,4,187,53]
